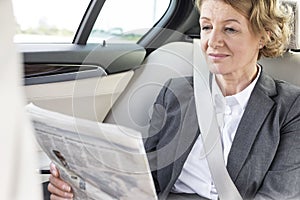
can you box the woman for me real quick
[48,0,300,199]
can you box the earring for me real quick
[259,43,264,49]
[259,38,265,49]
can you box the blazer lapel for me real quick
[227,72,277,182]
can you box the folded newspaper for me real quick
[26,103,157,200]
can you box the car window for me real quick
[87,0,171,43]
[12,0,170,44]
[12,0,90,43]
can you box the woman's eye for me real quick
[201,26,212,31]
[225,27,237,33]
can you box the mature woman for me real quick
[48,0,300,199]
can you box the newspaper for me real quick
[26,103,157,200]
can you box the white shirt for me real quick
[172,67,261,199]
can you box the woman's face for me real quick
[200,0,262,78]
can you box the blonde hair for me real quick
[196,0,293,59]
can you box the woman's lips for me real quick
[208,53,229,61]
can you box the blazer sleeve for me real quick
[144,79,171,153]
[255,94,300,200]
[144,79,172,193]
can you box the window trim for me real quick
[73,0,106,45]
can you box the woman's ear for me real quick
[258,37,265,49]
[259,30,271,48]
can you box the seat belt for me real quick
[192,39,242,200]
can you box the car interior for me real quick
[16,0,300,197]
[104,0,300,139]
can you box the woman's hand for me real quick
[48,162,74,200]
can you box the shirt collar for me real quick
[232,65,261,110]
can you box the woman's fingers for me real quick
[50,162,59,177]
[48,162,73,199]
[49,174,72,192]
[50,192,73,200]
[48,180,73,199]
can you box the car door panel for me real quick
[26,71,134,122]
[22,43,145,122]
[25,64,105,85]
[21,43,145,74]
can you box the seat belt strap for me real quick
[192,38,242,200]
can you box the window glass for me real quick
[12,0,90,43]
[88,0,171,43]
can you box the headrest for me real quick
[281,0,300,49]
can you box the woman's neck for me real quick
[216,65,259,96]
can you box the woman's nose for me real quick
[208,30,224,49]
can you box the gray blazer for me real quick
[144,71,300,200]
